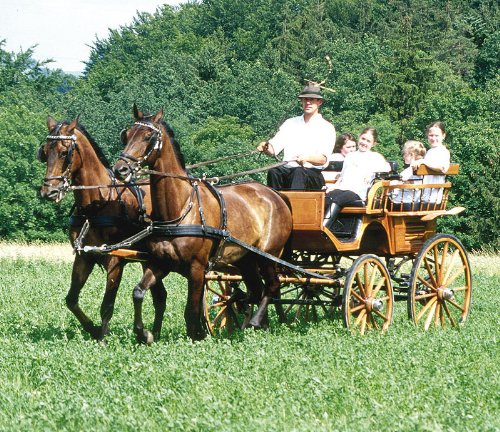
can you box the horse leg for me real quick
[97,257,125,341]
[237,255,263,305]
[185,262,208,341]
[260,260,286,323]
[132,265,167,344]
[66,254,100,339]
[150,279,167,341]
[138,262,167,341]
[249,261,283,328]
[238,257,268,329]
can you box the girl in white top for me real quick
[330,127,391,201]
[324,127,390,230]
[411,122,451,204]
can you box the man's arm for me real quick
[296,153,327,166]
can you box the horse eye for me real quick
[60,150,68,159]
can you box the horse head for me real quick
[39,115,81,202]
[114,104,185,182]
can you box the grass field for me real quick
[0,247,498,431]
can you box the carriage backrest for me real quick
[415,163,459,176]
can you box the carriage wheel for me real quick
[408,234,472,330]
[280,283,340,324]
[342,255,394,334]
[203,279,246,335]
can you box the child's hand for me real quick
[411,159,424,170]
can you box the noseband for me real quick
[118,121,163,175]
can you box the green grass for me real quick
[0,255,498,431]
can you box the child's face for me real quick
[427,127,445,148]
[341,140,356,156]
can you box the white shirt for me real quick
[422,145,450,203]
[269,113,336,169]
[335,150,390,200]
[391,173,424,204]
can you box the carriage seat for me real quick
[384,164,460,213]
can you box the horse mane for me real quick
[74,122,112,169]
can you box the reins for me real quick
[186,149,260,169]
[64,158,288,189]
[136,160,288,185]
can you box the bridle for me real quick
[40,128,78,200]
[118,121,163,176]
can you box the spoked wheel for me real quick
[408,234,472,330]
[203,279,247,335]
[280,283,341,324]
[342,254,394,334]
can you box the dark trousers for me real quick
[325,189,362,208]
[267,166,325,190]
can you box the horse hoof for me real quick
[89,326,104,341]
[248,317,262,329]
[145,331,154,345]
[137,330,154,345]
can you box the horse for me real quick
[113,105,293,341]
[38,115,166,342]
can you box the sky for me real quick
[0,0,185,73]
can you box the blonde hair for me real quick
[402,140,426,160]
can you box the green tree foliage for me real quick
[1,1,498,249]
[0,43,74,240]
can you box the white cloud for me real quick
[0,0,184,72]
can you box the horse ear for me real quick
[47,116,57,131]
[153,107,164,123]
[68,116,79,133]
[133,103,143,120]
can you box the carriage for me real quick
[202,163,472,335]
[39,110,471,341]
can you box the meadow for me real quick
[0,248,498,431]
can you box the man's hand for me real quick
[257,141,274,156]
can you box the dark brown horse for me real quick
[39,116,166,342]
[113,106,292,341]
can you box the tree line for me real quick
[0,0,498,250]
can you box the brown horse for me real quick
[113,106,292,341]
[39,116,166,342]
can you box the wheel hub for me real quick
[366,297,383,312]
[437,287,454,301]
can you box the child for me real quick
[324,133,357,188]
[390,140,426,205]
[411,121,451,203]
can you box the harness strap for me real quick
[73,219,90,253]
[152,224,333,281]
[202,181,228,270]
[82,222,333,281]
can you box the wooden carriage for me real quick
[204,164,472,334]
[39,113,471,341]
